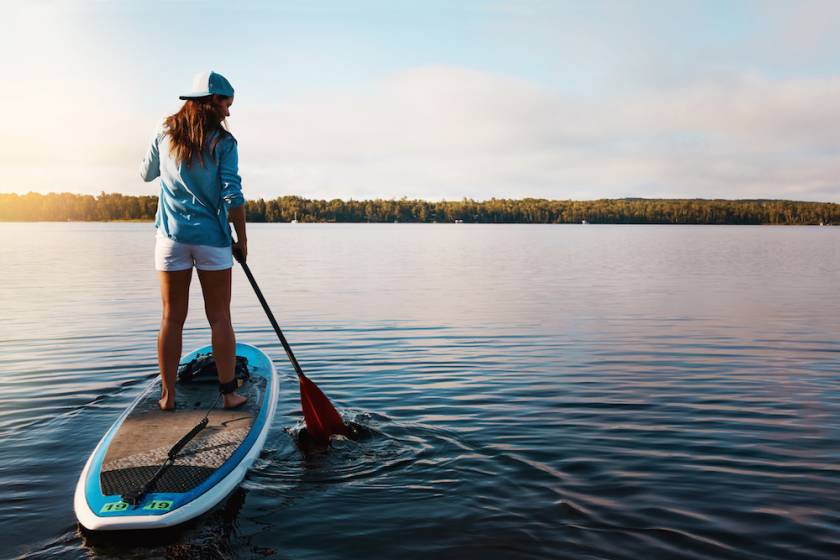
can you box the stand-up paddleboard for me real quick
[74,343,277,531]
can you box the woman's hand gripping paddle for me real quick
[233,247,349,445]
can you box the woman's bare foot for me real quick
[223,391,247,409]
[159,396,176,411]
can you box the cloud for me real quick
[2,63,839,202]
[231,65,840,201]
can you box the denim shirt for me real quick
[140,124,244,247]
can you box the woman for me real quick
[140,70,247,410]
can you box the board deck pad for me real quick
[100,375,266,496]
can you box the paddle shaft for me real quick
[233,246,350,442]
[235,255,307,379]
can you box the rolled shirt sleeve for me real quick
[140,126,162,182]
[219,137,245,209]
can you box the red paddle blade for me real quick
[298,373,349,444]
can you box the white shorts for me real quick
[154,231,233,271]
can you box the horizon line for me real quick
[1,191,838,206]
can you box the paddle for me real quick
[233,247,349,445]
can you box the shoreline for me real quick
[0,220,835,226]
[2,193,838,226]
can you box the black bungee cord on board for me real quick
[121,392,222,507]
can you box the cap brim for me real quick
[179,92,211,100]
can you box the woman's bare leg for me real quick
[197,267,247,408]
[158,269,192,410]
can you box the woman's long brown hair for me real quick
[164,96,231,167]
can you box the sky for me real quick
[2,0,839,202]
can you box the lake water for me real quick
[1,222,839,559]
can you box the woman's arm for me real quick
[219,135,247,259]
[140,127,161,182]
[219,136,244,209]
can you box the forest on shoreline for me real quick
[1,192,838,225]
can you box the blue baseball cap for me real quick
[179,70,235,100]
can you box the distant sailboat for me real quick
[291,212,298,224]
[581,220,588,224]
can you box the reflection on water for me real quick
[1,223,839,559]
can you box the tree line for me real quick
[1,192,838,225]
